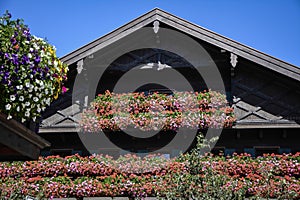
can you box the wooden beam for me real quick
[0,113,50,160]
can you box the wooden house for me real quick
[38,8,300,157]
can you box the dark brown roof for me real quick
[61,8,300,81]
[39,8,300,133]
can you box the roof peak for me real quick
[60,8,300,81]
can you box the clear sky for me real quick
[1,0,299,67]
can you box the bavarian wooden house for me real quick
[38,9,300,157]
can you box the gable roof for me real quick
[40,8,300,133]
[61,8,300,81]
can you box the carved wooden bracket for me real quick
[77,59,84,74]
[153,21,160,34]
[230,53,238,68]
[230,53,238,77]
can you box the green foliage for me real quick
[0,11,68,122]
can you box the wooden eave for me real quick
[0,113,51,159]
[60,8,300,82]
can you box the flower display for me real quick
[0,11,68,122]
[0,153,299,199]
[80,90,236,132]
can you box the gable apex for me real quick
[61,8,300,82]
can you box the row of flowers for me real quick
[80,90,236,132]
[0,11,68,122]
[0,154,178,178]
[0,153,299,199]
[1,153,299,179]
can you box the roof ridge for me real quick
[60,8,300,80]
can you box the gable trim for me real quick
[60,8,300,82]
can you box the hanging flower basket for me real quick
[0,11,68,126]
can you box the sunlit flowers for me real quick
[80,90,236,132]
[0,153,299,199]
[0,11,68,122]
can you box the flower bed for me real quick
[0,153,299,199]
[80,90,235,132]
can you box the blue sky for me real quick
[1,0,300,67]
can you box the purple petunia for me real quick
[4,53,10,59]
[10,37,17,45]
[34,56,40,64]
[11,54,19,65]
[21,55,29,65]
[23,28,30,38]
[45,66,49,72]
[3,72,10,83]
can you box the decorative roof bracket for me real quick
[153,21,160,34]
[77,59,84,74]
[230,53,238,68]
[230,53,238,77]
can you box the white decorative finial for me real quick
[153,21,160,34]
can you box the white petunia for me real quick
[25,82,30,88]
[16,106,20,112]
[46,98,51,105]
[5,104,11,110]
[10,95,15,102]
[16,85,23,90]
[32,116,36,122]
[21,118,26,123]
[25,102,30,107]
[19,96,24,101]
[33,97,39,102]
[25,111,30,117]
[33,43,38,49]
[7,115,12,120]
[37,107,41,113]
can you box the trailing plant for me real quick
[80,90,235,132]
[0,11,68,122]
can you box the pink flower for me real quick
[62,86,68,94]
